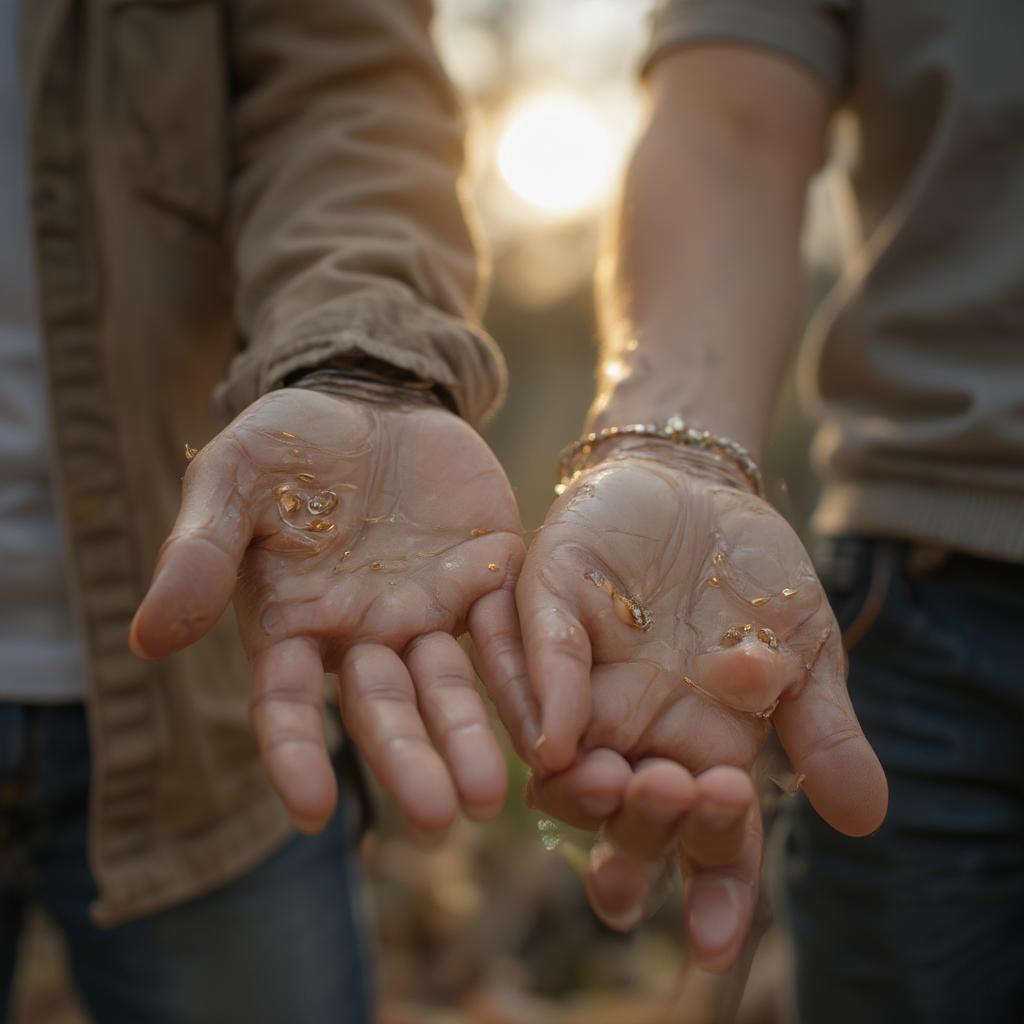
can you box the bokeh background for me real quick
[13,1,844,1021]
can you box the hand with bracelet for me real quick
[502,419,883,970]
[482,47,889,972]
[130,365,530,840]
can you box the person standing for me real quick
[1,2,521,1021]
[514,1,1024,1020]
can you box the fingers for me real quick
[586,840,662,934]
[586,759,698,933]
[250,636,337,834]
[604,759,699,860]
[468,586,542,761]
[405,632,507,822]
[773,648,888,835]
[526,748,633,830]
[516,578,593,774]
[339,643,459,840]
[131,441,252,659]
[428,532,525,633]
[693,625,888,837]
[576,761,761,976]
[681,766,762,974]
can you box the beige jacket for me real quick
[23,0,504,926]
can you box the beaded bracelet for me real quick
[556,415,764,497]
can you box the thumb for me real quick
[131,441,253,659]
[773,637,888,836]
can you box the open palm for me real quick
[131,387,524,837]
[518,449,886,835]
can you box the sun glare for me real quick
[496,91,617,219]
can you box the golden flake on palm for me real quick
[583,568,654,632]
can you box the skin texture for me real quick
[490,450,885,970]
[504,45,889,971]
[128,384,773,974]
[131,387,527,839]
[519,448,879,818]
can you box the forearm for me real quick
[221,0,504,425]
[591,47,830,461]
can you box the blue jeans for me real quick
[782,537,1024,1023]
[0,704,373,1024]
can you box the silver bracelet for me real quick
[556,415,765,497]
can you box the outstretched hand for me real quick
[485,447,887,968]
[131,387,525,839]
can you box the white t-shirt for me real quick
[0,0,86,701]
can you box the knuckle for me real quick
[799,725,863,765]
[443,719,489,744]
[427,670,474,693]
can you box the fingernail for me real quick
[588,852,648,933]
[518,717,542,763]
[688,878,743,952]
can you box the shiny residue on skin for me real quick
[487,563,500,573]
[682,672,778,721]
[273,481,344,537]
[537,817,563,851]
[769,770,806,796]
[803,626,832,672]
[306,492,338,516]
[184,443,198,462]
[584,569,654,632]
[720,627,743,647]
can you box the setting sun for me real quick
[496,90,618,219]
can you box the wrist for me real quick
[285,357,455,412]
[588,439,757,495]
[559,417,764,499]
[587,394,765,465]
[587,343,772,463]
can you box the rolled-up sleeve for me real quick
[643,0,853,96]
[219,0,505,426]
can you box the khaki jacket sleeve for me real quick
[217,0,505,425]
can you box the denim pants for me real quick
[782,537,1024,1023]
[0,703,374,1024]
